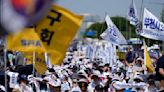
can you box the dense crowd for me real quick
[0,39,163,92]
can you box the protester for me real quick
[155,53,164,92]
[14,74,33,92]
[0,39,163,92]
[147,74,158,92]
[125,47,136,66]
[70,79,81,92]
[88,70,104,92]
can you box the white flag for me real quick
[128,0,138,26]
[141,8,164,41]
[101,15,127,45]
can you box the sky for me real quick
[56,0,164,20]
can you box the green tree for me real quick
[83,22,107,38]
[161,6,164,22]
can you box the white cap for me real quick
[48,79,61,87]
[78,78,88,83]
[43,76,51,82]
[133,75,143,81]
[91,70,101,78]
[136,57,144,61]
[112,81,126,90]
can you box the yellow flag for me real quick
[22,52,33,65]
[7,28,45,52]
[36,4,83,64]
[34,52,47,74]
[144,41,154,73]
[7,28,47,74]
[22,52,47,74]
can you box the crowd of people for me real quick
[0,39,163,92]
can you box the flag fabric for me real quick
[7,28,47,74]
[7,28,45,52]
[23,52,33,65]
[144,41,154,73]
[127,0,138,26]
[36,4,83,65]
[34,52,47,74]
[101,15,127,45]
[22,52,47,74]
[141,8,164,41]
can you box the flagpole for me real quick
[125,16,128,40]
[143,39,146,66]
[137,0,144,55]
[99,12,107,39]
[4,45,7,91]
[32,51,35,76]
[143,39,148,74]
[139,0,144,22]
[2,36,8,91]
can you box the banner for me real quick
[101,15,127,45]
[7,28,45,52]
[127,0,138,26]
[36,4,83,64]
[141,8,164,41]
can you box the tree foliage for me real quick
[161,6,164,22]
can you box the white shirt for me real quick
[61,81,71,92]
[15,84,33,92]
[71,86,82,92]
[0,85,6,92]
[88,81,104,92]
[7,71,19,88]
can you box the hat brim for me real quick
[91,75,99,79]
[78,79,88,83]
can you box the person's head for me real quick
[133,75,143,83]
[63,75,68,82]
[93,62,98,69]
[18,74,28,85]
[112,80,125,92]
[78,79,88,92]
[127,47,132,52]
[147,74,155,86]
[72,79,78,87]
[94,84,104,92]
[103,63,109,72]
[91,75,100,84]
[135,58,143,66]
